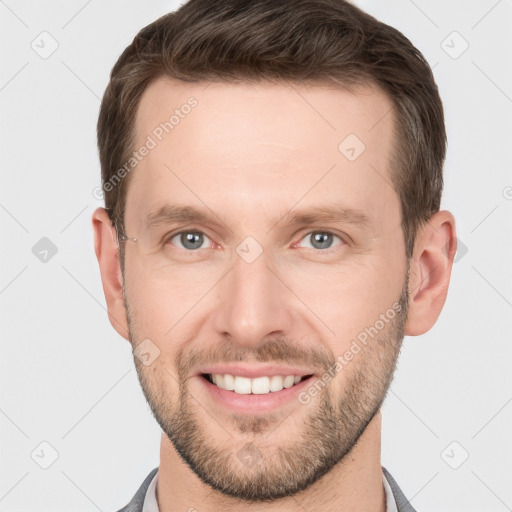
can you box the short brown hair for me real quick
[97,0,446,265]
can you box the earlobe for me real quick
[404,210,457,336]
[91,207,130,341]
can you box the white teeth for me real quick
[283,375,295,388]
[270,375,284,392]
[209,373,304,394]
[234,376,252,394]
[251,376,270,394]
[223,373,235,390]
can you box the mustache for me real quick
[176,337,334,378]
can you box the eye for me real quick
[296,231,345,250]
[168,230,213,250]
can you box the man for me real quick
[92,0,457,510]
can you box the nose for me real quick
[212,247,295,348]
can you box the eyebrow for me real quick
[142,204,231,232]
[142,202,371,233]
[278,204,371,230]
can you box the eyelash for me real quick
[164,228,347,252]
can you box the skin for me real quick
[92,77,457,512]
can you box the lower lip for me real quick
[198,375,314,413]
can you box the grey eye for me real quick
[170,231,211,250]
[299,231,343,250]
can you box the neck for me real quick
[156,412,386,512]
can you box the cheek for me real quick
[124,270,204,379]
[283,254,405,354]
[124,260,212,337]
[136,358,182,414]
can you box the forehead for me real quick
[126,77,399,233]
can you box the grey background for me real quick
[1,0,511,510]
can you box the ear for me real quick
[405,210,457,336]
[91,207,130,341]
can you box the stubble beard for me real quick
[126,273,409,502]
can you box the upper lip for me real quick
[197,364,316,379]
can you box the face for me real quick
[122,78,409,501]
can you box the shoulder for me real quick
[382,466,418,512]
[116,467,159,512]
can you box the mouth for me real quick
[201,373,314,395]
[195,365,318,413]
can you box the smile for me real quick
[204,373,311,395]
